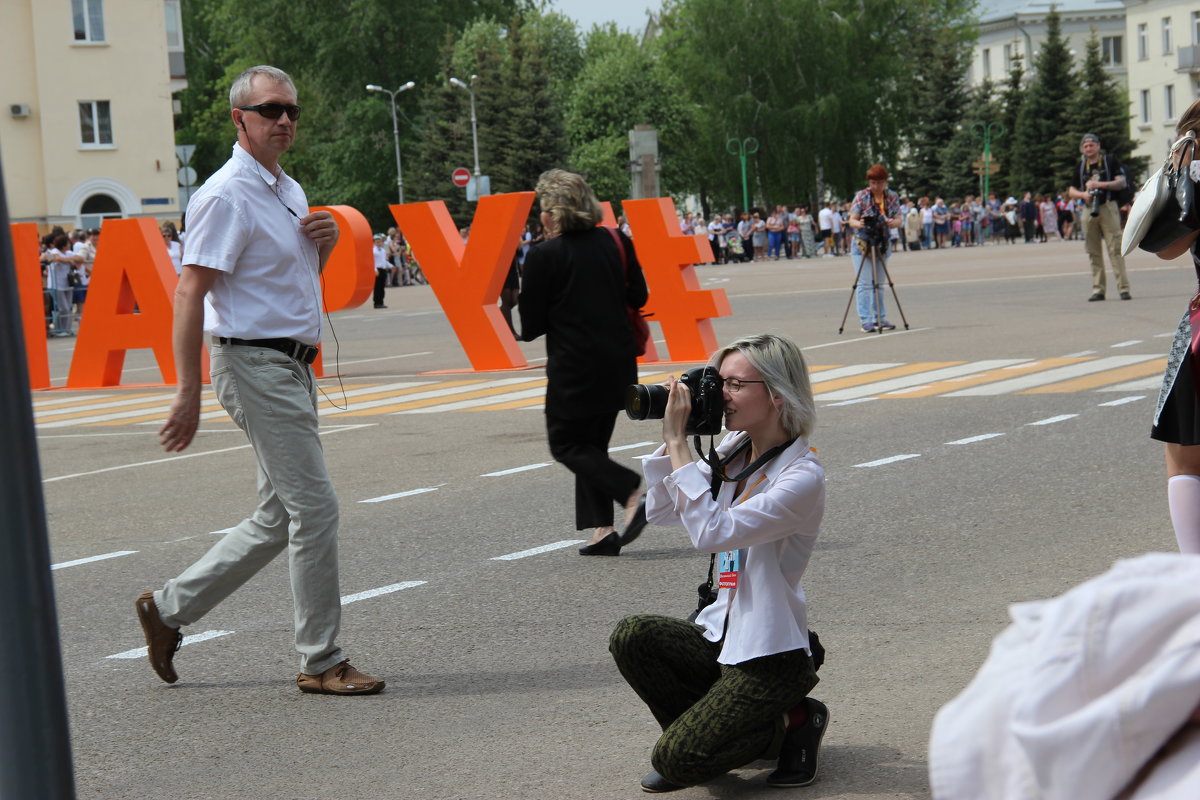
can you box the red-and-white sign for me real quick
[451,168,472,188]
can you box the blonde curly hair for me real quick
[536,169,604,234]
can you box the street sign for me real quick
[451,168,471,187]
[973,164,1002,175]
[971,160,1001,170]
[466,175,490,202]
[177,166,197,187]
[175,144,196,165]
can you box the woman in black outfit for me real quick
[519,169,650,555]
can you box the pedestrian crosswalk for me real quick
[32,354,1166,430]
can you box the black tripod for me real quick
[837,238,910,334]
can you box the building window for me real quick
[164,0,182,48]
[72,0,105,42]
[1165,84,1176,121]
[1137,23,1148,60]
[1163,17,1173,55]
[78,100,113,146]
[1003,43,1013,73]
[1192,11,1199,47]
[1101,35,1123,66]
[1140,89,1151,124]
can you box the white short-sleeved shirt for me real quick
[183,143,322,344]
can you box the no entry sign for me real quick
[451,168,472,188]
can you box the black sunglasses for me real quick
[238,102,301,121]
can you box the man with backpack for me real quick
[1067,133,1131,302]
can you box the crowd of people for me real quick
[37,226,99,337]
[679,191,1090,266]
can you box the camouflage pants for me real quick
[609,614,818,787]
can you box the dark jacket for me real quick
[519,227,649,418]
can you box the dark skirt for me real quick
[1151,314,1200,445]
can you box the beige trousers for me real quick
[155,342,343,675]
[1083,200,1130,295]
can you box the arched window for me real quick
[80,193,122,230]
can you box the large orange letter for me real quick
[66,218,179,388]
[598,203,661,362]
[622,198,731,362]
[390,192,534,371]
[313,205,374,313]
[10,223,50,389]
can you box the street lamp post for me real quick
[366,81,416,204]
[725,136,759,212]
[448,75,481,180]
[970,121,1005,201]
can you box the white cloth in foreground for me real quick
[929,552,1200,800]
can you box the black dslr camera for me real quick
[857,211,889,250]
[625,365,725,436]
[1089,169,1104,217]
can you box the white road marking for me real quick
[818,360,1027,401]
[340,582,427,605]
[481,462,553,477]
[825,397,878,407]
[1099,396,1146,407]
[491,540,585,560]
[609,441,656,452]
[944,355,1162,396]
[1111,340,1142,348]
[51,550,138,570]
[327,351,433,366]
[1154,332,1174,338]
[854,454,921,468]
[946,433,1005,445]
[799,330,934,351]
[398,386,547,413]
[42,424,373,483]
[107,630,234,659]
[358,487,439,504]
[1100,376,1161,392]
[1061,351,1096,358]
[811,364,902,382]
[1027,414,1079,426]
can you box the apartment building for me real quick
[969,0,1127,87]
[0,0,185,231]
[1123,0,1200,166]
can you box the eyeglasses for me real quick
[722,377,765,393]
[238,103,302,121]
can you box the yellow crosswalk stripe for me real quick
[1019,358,1166,394]
[883,358,1087,398]
[326,379,551,417]
[813,363,963,394]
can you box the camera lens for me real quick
[625,383,669,421]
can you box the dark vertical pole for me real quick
[0,159,77,796]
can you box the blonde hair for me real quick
[535,169,604,233]
[710,333,816,439]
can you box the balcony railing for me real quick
[1179,45,1200,73]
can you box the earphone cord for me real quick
[244,134,348,411]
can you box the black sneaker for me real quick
[1120,291,1132,300]
[1088,293,1105,302]
[766,697,828,787]
[640,771,685,793]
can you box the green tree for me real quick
[1054,33,1145,191]
[896,7,974,200]
[936,80,1004,200]
[991,55,1024,200]
[1009,9,1074,196]
[563,25,700,208]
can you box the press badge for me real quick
[718,550,741,589]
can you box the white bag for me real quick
[1122,131,1196,256]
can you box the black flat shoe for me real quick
[619,499,648,546]
[767,697,829,787]
[579,532,621,556]
[640,771,685,793]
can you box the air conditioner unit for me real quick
[10,104,31,118]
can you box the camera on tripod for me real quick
[857,211,890,250]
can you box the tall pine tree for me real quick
[1009,9,1074,196]
[938,80,1004,200]
[1054,33,1146,191]
[993,55,1024,200]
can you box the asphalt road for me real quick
[31,237,1189,799]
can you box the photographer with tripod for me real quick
[1068,133,1131,301]
[846,165,903,333]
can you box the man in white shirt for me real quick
[137,65,383,696]
[372,233,389,308]
[817,204,834,257]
